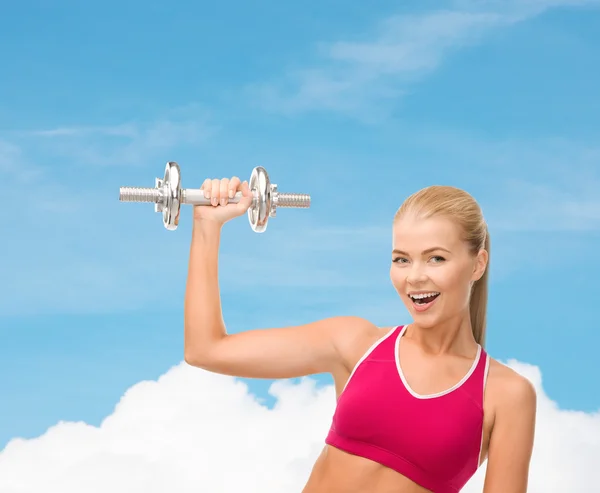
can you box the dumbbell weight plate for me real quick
[162,162,182,231]
[247,166,272,233]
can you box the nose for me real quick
[405,263,428,285]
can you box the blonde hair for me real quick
[394,185,490,347]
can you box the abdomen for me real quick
[302,445,437,493]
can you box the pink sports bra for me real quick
[325,324,490,493]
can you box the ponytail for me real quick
[469,226,490,347]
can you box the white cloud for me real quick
[456,0,600,19]
[248,10,504,120]
[2,115,598,317]
[452,137,600,232]
[0,139,44,184]
[0,108,221,316]
[11,106,218,167]
[0,360,597,492]
[489,179,600,232]
[250,1,600,119]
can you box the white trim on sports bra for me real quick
[340,325,402,394]
[394,324,483,400]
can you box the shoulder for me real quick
[326,316,400,372]
[325,315,392,341]
[486,357,537,418]
[482,358,537,489]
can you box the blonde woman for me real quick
[184,177,537,493]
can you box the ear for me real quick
[471,248,488,282]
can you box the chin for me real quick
[411,309,466,331]
[409,314,440,329]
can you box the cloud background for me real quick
[1,0,599,491]
[1,361,598,492]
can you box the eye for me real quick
[392,257,408,264]
[430,256,446,263]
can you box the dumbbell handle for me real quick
[183,189,310,208]
[119,187,310,208]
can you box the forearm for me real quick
[184,218,226,362]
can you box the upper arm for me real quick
[185,316,377,379]
[483,371,537,493]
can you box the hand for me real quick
[193,176,254,226]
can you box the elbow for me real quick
[183,337,204,367]
[184,347,209,368]
[184,350,201,367]
[184,343,220,370]
[183,329,226,369]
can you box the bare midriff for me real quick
[301,446,433,493]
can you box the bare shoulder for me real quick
[327,316,395,372]
[482,358,537,491]
[486,358,537,416]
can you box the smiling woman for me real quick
[391,185,491,346]
[183,178,536,493]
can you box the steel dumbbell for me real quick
[118,162,311,232]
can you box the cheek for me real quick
[428,266,467,292]
[389,266,405,290]
[438,267,472,298]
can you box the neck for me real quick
[405,313,477,356]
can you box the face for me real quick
[390,214,488,328]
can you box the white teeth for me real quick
[409,292,440,300]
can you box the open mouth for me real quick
[409,292,440,305]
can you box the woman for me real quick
[184,176,537,493]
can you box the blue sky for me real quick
[1,0,599,455]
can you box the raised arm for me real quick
[183,176,375,379]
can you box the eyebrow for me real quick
[392,247,452,255]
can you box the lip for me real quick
[407,290,440,295]
[409,293,440,313]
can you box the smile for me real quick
[408,292,440,304]
[408,292,440,312]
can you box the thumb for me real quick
[238,181,253,210]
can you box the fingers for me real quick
[229,176,241,198]
[219,178,230,206]
[202,176,247,207]
[208,179,219,206]
[201,178,211,199]
[241,180,251,197]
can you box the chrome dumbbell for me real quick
[118,162,311,232]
